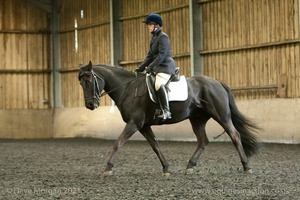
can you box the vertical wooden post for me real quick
[110,0,122,107]
[299,0,300,39]
[51,0,61,108]
[189,0,203,76]
[111,0,122,66]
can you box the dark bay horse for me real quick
[78,61,260,176]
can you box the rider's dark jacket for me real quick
[138,28,176,75]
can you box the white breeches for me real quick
[155,73,171,91]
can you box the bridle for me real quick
[83,70,104,103]
[85,70,145,102]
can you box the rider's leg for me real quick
[155,73,171,120]
[155,73,171,91]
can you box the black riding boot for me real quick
[157,85,172,120]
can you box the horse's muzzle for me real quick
[85,100,99,110]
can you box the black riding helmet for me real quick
[143,13,163,26]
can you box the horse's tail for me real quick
[221,82,261,157]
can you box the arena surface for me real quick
[0,138,299,199]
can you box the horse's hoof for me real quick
[244,168,253,174]
[185,168,194,175]
[162,172,171,176]
[103,170,113,177]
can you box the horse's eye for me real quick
[86,75,93,82]
[79,73,93,86]
[80,78,89,86]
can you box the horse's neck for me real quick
[95,65,131,104]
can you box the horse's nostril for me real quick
[85,102,94,109]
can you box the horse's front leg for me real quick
[139,126,170,176]
[103,121,137,176]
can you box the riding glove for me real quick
[146,67,152,74]
[134,68,143,73]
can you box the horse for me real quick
[78,61,260,176]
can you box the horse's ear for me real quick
[87,60,93,71]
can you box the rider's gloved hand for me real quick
[145,67,152,74]
[134,68,143,73]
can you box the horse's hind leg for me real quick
[139,126,170,176]
[186,117,209,174]
[221,120,252,173]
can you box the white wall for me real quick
[1,99,299,144]
[53,99,300,144]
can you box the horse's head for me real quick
[78,61,104,110]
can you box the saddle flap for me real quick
[146,74,158,103]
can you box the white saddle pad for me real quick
[148,75,188,103]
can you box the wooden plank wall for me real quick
[61,0,300,106]
[120,0,191,76]
[59,0,191,107]
[199,0,300,99]
[0,0,50,109]
[3,0,299,109]
[59,0,111,107]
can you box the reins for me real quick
[92,70,145,98]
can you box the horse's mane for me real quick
[93,64,136,78]
[93,63,117,68]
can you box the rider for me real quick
[135,13,176,120]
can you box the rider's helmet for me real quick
[143,13,163,26]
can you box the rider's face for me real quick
[146,23,155,33]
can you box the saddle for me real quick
[146,68,188,103]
